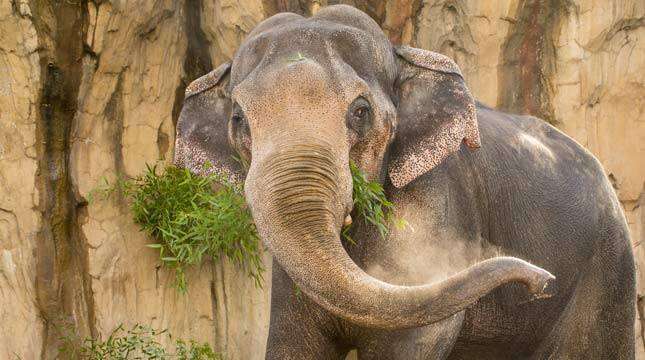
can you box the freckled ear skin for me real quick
[174,62,243,185]
[388,46,481,188]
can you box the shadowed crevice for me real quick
[497,0,574,125]
[104,73,125,176]
[30,0,97,357]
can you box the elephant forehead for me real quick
[232,59,362,124]
[237,59,335,101]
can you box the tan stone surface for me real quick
[0,1,44,358]
[0,1,642,359]
[201,0,266,65]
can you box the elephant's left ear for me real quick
[388,46,480,188]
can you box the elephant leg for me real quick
[530,246,635,359]
[265,263,350,360]
[354,312,464,360]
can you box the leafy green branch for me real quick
[91,164,263,293]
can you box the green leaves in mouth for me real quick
[343,161,407,244]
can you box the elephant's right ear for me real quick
[174,62,244,185]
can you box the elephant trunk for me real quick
[245,141,554,330]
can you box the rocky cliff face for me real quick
[0,1,642,359]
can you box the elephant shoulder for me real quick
[471,105,628,246]
[473,105,607,186]
[470,105,632,279]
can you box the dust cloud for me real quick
[365,202,503,286]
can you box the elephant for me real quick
[173,5,635,359]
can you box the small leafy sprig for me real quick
[58,323,221,359]
[343,162,407,243]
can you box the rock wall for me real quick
[0,1,642,359]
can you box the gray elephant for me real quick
[174,5,635,359]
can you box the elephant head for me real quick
[174,5,554,329]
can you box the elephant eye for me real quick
[347,97,372,137]
[230,104,250,131]
[230,104,251,148]
[354,106,368,119]
[231,110,245,126]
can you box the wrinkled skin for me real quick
[174,5,635,359]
